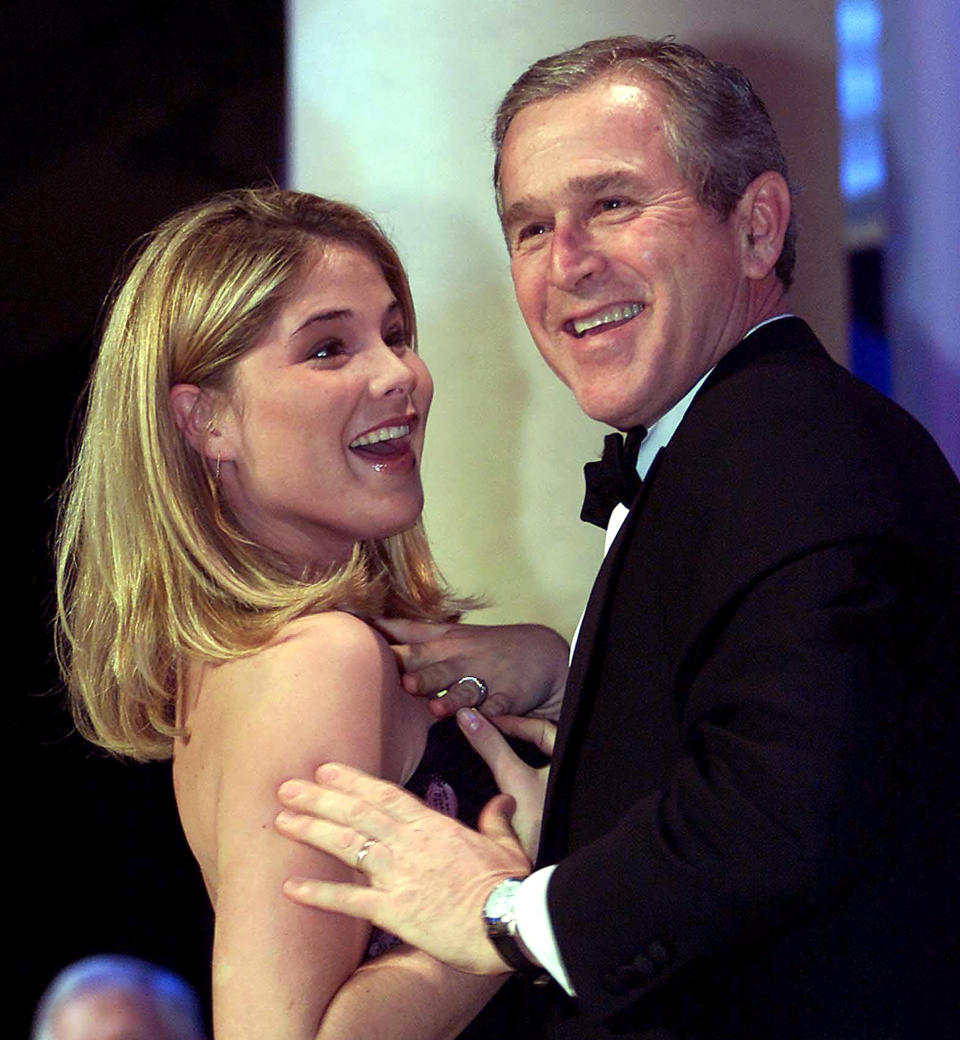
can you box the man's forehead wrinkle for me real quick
[568,170,648,197]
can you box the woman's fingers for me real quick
[456,710,526,793]
[386,638,477,706]
[454,712,555,793]
[455,710,552,860]
[377,619,464,698]
[375,617,456,646]
[487,714,557,757]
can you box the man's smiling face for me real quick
[500,75,756,430]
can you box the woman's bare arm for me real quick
[317,944,503,1039]
[198,612,504,1040]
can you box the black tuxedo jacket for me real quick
[534,318,960,1039]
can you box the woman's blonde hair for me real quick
[56,187,467,761]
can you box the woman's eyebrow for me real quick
[292,308,353,335]
[292,299,403,337]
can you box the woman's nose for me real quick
[369,344,418,398]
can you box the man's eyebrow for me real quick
[502,170,648,229]
[501,199,543,231]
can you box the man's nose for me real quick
[548,221,605,291]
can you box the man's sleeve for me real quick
[514,866,576,995]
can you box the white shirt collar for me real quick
[635,313,794,479]
[635,369,711,480]
[603,314,794,551]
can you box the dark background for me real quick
[3,3,284,1033]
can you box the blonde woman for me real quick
[56,188,565,1039]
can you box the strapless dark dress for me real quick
[366,714,545,1038]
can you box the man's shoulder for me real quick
[676,318,953,493]
[635,318,960,584]
[700,317,890,427]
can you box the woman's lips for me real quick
[349,421,417,470]
[349,421,413,449]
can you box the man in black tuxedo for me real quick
[275,37,960,1038]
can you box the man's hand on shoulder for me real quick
[275,761,532,975]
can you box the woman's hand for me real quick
[376,619,569,721]
[456,708,555,862]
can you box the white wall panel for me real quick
[289,0,843,633]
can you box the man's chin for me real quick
[575,391,648,431]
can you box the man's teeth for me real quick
[350,424,411,448]
[573,303,643,336]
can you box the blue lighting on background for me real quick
[838,0,891,396]
[836,0,886,200]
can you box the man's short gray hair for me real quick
[493,35,798,289]
[31,955,205,1040]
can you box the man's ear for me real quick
[169,383,228,461]
[736,171,791,281]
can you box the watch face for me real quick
[485,879,523,922]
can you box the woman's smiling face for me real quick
[214,242,432,569]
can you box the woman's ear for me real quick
[736,171,791,281]
[170,383,223,460]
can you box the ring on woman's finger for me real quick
[453,675,488,708]
[355,837,378,869]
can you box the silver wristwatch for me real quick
[482,877,549,983]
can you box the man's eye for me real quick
[516,223,549,245]
[599,198,627,212]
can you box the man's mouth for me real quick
[349,423,413,458]
[568,302,644,337]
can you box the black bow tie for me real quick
[580,428,647,528]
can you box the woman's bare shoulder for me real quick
[211,611,389,703]
[267,610,395,674]
[209,611,430,785]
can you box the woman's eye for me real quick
[383,326,410,351]
[311,338,345,361]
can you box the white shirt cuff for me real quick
[514,866,577,996]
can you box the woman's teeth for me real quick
[573,302,643,336]
[349,424,411,449]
